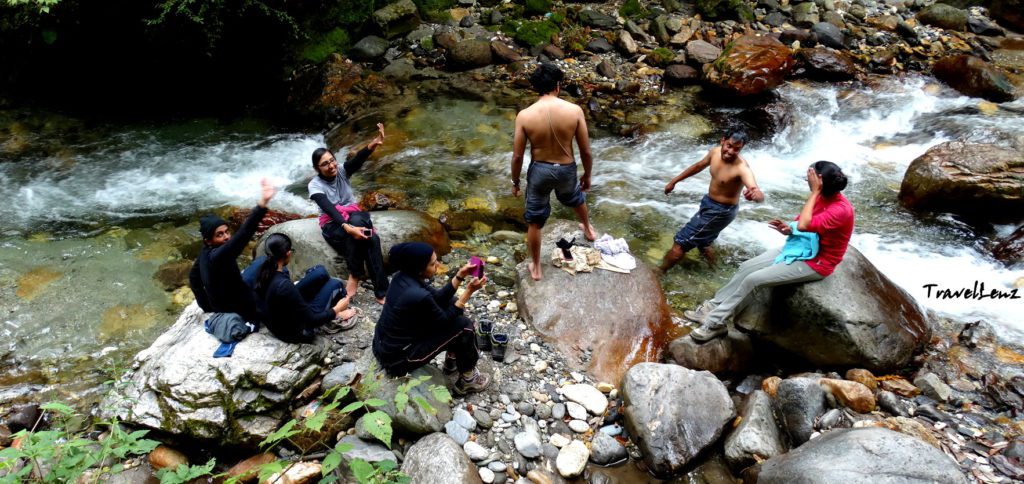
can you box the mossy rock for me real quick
[697,0,755,21]
[298,28,351,64]
[619,0,647,18]
[648,47,676,67]
[512,19,561,47]
[521,0,553,16]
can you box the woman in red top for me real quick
[686,161,855,342]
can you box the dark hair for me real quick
[311,148,332,176]
[256,233,292,294]
[812,160,849,196]
[529,62,564,94]
[723,130,749,145]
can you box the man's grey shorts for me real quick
[524,161,586,227]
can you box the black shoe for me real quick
[476,319,493,352]
[490,332,509,362]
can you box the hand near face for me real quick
[466,275,487,292]
[457,261,478,279]
[807,167,823,194]
[259,178,277,207]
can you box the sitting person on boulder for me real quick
[188,178,277,324]
[687,161,854,342]
[251,233,358,343]
[309,123,389,305]
[372,242,491,395]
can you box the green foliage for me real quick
[147,0,300,52]
[155,459,216,484]
[696,0,754,21]
[413,0,454,22]
[4,0,61,14]
[0,403,160,483]
[509,19,560,47]
[522,0,552,16]
[560,22,590,53]
[648,47,675,66]
[361,411,393,447]
[298,27,350,64]
[618,0,646,19]
[336,0,387,26]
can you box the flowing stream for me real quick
[1,75,1022,408]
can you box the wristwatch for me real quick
[511,178,520,187]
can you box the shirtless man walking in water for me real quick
[511,63,597,281]
[660,131,765,273]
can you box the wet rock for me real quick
[590,432,627,465]
[401,433,483,484]
[5,404,41,432]
[811,22,844,49]
[759,428,968,483]
[100,304,328,446]
[735,247,931,373]
[990,0,1024,33]
[617,30,638,56]
[877,391,910,417]
[667,330,753,375]
[596,60,616,79]
[448,39,494,71]
[879,377,919,398]
[792,2,820,26]
[932,55,1016,103]
[515,220,671,383]
[765,12,786,27]
[556,440,589,478]
[703,34,796,97]
[258,211,450,279]
[354,350,453,435]
[780,29,816,47]
[541,44,565,60]
[491,41,523,64]
[968,17,1005,36]
[373,0,421,39]
[916,3,968,32]
[560,384,608,415]
[288,55,397,123]
[686,40,723,65]
[819,378,875,413]
[993,225,1024,264]
[899,141,1024,221]
[621,363,736,476]
[724,390,788,471]
[776,377,826,445]
[913,373,953,402]
[149,445,188,470]
[845,369,877,391]
[580,10,619,29]
[587,38,614,54]
[351,36,390,61]
[664,64,700,85]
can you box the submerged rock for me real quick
[401,433,482,484]
[724,390,788,471]
[258,210,450,279]
[621,363,735,476]
[796,47,858,80]
[932,55,1016,103]
[703,34,796,97]
[515,220,672,383]
[100,303,328,446]
[735,246,931,373]
[758,428,968,483]
[899,141,1024,221]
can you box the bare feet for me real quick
[699,246,717,268]
[528,261,543,281]
[578,223,598,241]
[346,276,358,297]
[376,297,386,305]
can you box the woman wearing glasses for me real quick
[308,123,390,304]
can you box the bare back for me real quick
[518,97,581,165]
[707,146,750,205]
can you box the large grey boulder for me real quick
[401,433,483,484]
[515,220,672,384]
[352,349,453,435]
[735,246,931,373]
[759,427,969,483]
[100,303,328,447]
[775,377,827,445]
[724,390,788,471]
[351,36,390,61]
[257,210,450,279]
[621,363,736,476]
[916,3,968,31]
[685,40,722,65]
[447,38,493,71]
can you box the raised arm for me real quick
[576,106,593,191]
[216,179,276,260]
[511,113,527,197]
[664,149,712,195]
[797,167,823,232]
[343,123,386,178]
[740,162,765,202]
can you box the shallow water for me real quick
[1,74,1023,407]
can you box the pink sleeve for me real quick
[806,203,849,233]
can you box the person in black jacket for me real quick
[253,233,357,344]
[188,179,276,324]
[308,123,389,304]
[373,242,491,395]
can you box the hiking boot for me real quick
[683,300,716,324]
[476,319,493,352]
[490,332,509,362]
[454,371,491,395]
[690,324,728,343]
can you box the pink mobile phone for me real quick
[469,256,485,278]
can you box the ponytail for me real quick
[812,160,849,196]
[256,233,292,294]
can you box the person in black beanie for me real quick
[372,242,491,395]
[188,178,277,324]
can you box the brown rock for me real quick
[149,445,188,471]
[845,369,878,392]
[881,417,941,449]
[288,55,398,123]
[0,424,11,447]
[898,141,1024,222]
[447,39,493,71]
[703,34,796,97]
[490,41,522,64]
[796,47,858,81]
[359,189,407,211]
[932,55,1016,103]
[664,64,700,85]
[434,31,458,51]
[667,330,753,375]
[229,208,305,240]
[541,44,565,60]
[820,379,876,413]
[879,377,920,398]
[227,454,278,484]
[154,260,194,291]
[762,376,782,397]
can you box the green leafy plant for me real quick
[298,27,351,64]
[560,22,590,53]
[522,0,552,16]
[0,402,160,483]
[508,19,560,47]
[648,47,676,67]
[619,0,646,19]
[155,459,216,484]
[3,0,61,14]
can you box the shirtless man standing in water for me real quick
[660,131,765,273]
[511,63,597,281]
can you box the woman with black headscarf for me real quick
[373,242,491,395]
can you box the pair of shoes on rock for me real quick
[683,300,716,323]
[684,300,726,343]
[454,370,491,395]
[323,308,361,334]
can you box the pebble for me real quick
[549,433,571,448]
[517,402,535,417]
[530,343,541,353]
[497,290,510,298]
[551,403,566,420]
[596,382,614,393]
[570,372,585,383]
[561,384,610,415]
[445,421,470,445]
[531,391,549,404]
[465,441,489,461]
[566,402,588,420]
[474,409,494,429]
[479,467,495,483]
[533,361,548,373]
[488,461,507,473]
[569,420,590,433]
[514,431,543,458]
[486,256,500,264]
[505,303,518,312]
[598,424,622,436]
[500,394,512,405]
[454,408,477,431]
[555,440,590,478]
[501,413,519,423]
[487,300,501,312]
[535,403,552,420]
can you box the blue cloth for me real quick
[774,222,820,265]
[213,342,238,358]
[674,194,738,251]
[204,313,256,358]
[524,161,586,227]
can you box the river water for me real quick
[1,75,1022,407]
